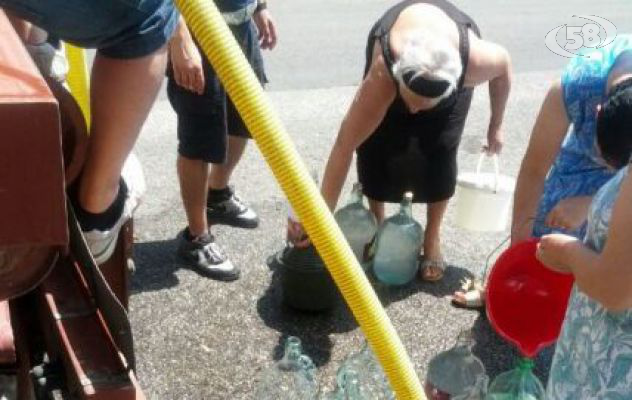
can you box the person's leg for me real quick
[67,48,166,264]
[175,149,239,280]
[173,140,239,281]
[205,108,258,229]
[421,199,449,281]
[78,47,167,213]
[206,20,264,229]
[208,135,247,190]
[166,76,238,280]
[178,156,210,237]
[368,199,386,224]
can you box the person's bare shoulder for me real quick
[464,33,511,87]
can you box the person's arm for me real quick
[286,55,395,246]
[537,171,632,312]
[253,0,277,50]
[168,15,205,95]
[511,79,570,244]
[321,57,396,211]
[464,37,512,154]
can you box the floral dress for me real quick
[546,167,632,399]
[533,35,632,238]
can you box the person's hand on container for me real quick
[287,219,311,248]
[483,124,504,155]
[536,233,580,274]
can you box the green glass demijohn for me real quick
[485,358,545,400]
[372,191,423,285]
[334,183,378,266]
[255,336,319,399]
[425,330,489,399]
[321,369,364,400]
[333,342,394,400]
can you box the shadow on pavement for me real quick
[132,238,246,294]
[131,239,182,294]
[375,264,475,306]
[256,257,358,367]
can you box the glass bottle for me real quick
[425,330,489,400]
[373,192,423,285]
[334,183,378,265]
[321,368,364,400]
[254,336,319,399]
[336,342,394,400]
[485,358,544,400]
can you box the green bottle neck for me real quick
[281,337,303,368]
[349,183,363,205]
[399,198,413,218]
[517,357,535,372]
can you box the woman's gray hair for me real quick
[392,30,462,100]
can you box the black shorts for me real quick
[167,20,267,163]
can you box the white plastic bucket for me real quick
[455,154,516,232]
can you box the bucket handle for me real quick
[476,153,500,193]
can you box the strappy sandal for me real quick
[419,256,446,282]
[451,278,486,310]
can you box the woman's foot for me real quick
[420,257,446,281]
[452,278,486,309]
[419,237,445,282]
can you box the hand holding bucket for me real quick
[455,154,516,232]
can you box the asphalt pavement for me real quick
[129,1,632,398]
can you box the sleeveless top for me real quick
[364,0,480,114]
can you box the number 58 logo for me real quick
[545,15,617,58]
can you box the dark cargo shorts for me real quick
[167,20,267,164]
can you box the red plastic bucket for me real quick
[486,239,574,358]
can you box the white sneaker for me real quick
[83,153,145,265]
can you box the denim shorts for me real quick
[0,0,179,58]
[167,20,267,163]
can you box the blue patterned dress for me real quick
[532,35,632,238]
[546,167,632,399]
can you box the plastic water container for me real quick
[455,155,515,232]
[273,245,340,312]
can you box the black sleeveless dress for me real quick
[356,0,481,203]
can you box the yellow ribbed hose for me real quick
[173,2,424,398]
[64,43,91,129]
